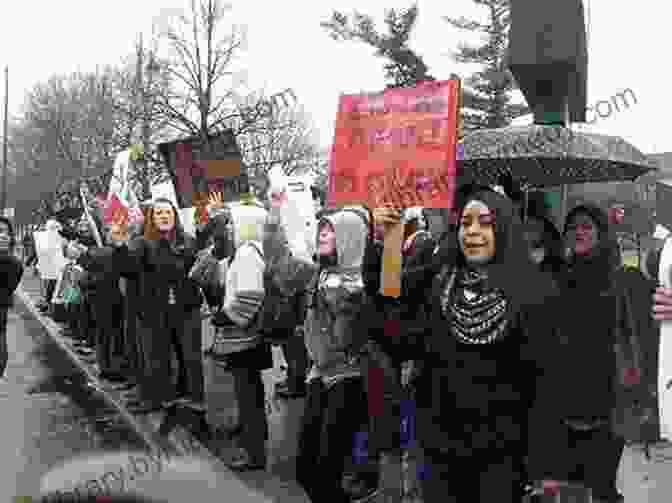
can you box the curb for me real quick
[15,285,160,452]
[15,284,277,502]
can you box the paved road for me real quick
[2,301,147,502]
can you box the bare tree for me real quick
[9,70,118,222]
[17,71,115,181]
[235,91,321,180]
[110,36,176,189]
[153,0,251,145]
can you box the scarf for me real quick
[441,267,509,345]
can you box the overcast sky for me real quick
[0,0,668,154]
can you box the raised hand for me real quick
[207,192,226,212]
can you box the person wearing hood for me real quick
[263,204,376,502]
[109,198,204,414]
[546,203,642,503]
[374,186,563,502]
[0,216,23,377]
[298,208,375,503]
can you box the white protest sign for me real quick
[151,180,179,208]
[268,167,314,259]
[286,175,317,258]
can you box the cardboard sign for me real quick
[328,80,460,209]
[158,132,248,209]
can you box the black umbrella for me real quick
[460,125,656,189]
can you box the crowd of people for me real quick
[17,172,672,503]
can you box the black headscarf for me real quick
[563,203,621,291]
[526,212,565,277]
[434,186,556,323]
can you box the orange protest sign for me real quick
[328,80,460,209]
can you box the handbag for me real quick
[62,285,82,306]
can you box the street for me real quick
[1,301,147,502]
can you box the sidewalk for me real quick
[17,270,310,503]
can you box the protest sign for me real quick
[267,167,315,260]
[328,80,460,297]
[285,175,318,259]
[158,131,248,211]
[328,79,460,210]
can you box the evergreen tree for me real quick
[321,4,477,112]
[444,0,529,129]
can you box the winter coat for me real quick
[207,203,274,371]
[0,254,23,307]
[113,235,201,324]
[78,246,123,306]
[555,204,643,434]
[265,207,376,388]
[403,188,563,480]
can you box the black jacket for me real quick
[114,236,202,322]
[0,254,23,307]
[78,246,123,306]
[555,204,634,421]
[395,189,564,480]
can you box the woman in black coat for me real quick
[546,203,638,503]
[376,186,563,502]
[0,216,23,377]
[110,198,204,413]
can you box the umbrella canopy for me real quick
[460,125,656,188]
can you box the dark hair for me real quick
[0,216,16,250]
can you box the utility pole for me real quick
[1,66,8,214]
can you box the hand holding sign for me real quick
[373,206,403,227]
